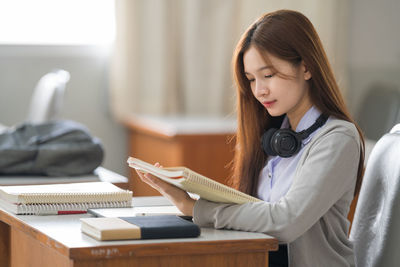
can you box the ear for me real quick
[301,61,312,80]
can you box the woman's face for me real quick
[243,46,312,123]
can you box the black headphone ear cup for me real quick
[272,129,302,158]
[261,114,328,158]
[261,128,278,156]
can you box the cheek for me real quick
[249,86,261,103]
[275,80,304,103]
[272,79,293,97]
[250,84,255,94]
[250,85,257,98]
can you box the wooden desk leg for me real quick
[0,221,10,267]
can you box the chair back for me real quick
[26,69,70,123]
[350,124,400,267]
[356,83,400,140]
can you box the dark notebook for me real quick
[80,215,200,241]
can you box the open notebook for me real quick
[0,182,132,215]
[127,157,261,204]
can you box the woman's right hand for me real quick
[135,163,196,216]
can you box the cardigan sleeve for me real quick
[192,124,360,243]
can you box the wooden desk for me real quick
[0,198,278,267]
[124,115,236,196]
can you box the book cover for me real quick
[127,157,261,204]
[80,217,141,240]
[88,205,182,218]
[0,182,132,215]
[81,215,201,241]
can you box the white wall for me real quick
[0,45,128,176]
[347,0,400,116]
[0,1,398,176]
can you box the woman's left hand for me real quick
[135,163,196,216]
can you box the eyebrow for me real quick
[244,66,271,75]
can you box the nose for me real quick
[253,79,269,97]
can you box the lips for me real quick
[262,100,276,108]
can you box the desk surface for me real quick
[0,196,278,267]
[0,167,128,187]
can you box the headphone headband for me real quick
[261,113,328,158]
[298,114,329,139]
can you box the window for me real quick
[0,0,115,45]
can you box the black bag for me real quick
[0,120,104,176]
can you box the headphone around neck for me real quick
[261,114,328,158]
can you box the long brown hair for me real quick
[230,10,365,197]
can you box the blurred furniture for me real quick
[124,115,236,196]
[350,124,400,267]
[356,83,400,164]
[0,124,7,134]
[0,70,126,189]
[0,196,278,267]
[26,69,70,123]
[0,69,70,132]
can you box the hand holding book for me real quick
[127,157,261,213]
[134,162,196,216]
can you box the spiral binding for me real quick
[19,191,132,204]
[19,200,132,215]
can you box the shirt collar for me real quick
[280,106,322,144]
[295,106,322,132]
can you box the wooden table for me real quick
[124,115,237,196]
[0,198,278,267]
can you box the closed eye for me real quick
[265,74,274,78]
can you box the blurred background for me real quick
[0,0,399,178]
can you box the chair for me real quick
[356,83,400,165]
[349,124,400,267]
[26,69,70,123]
[356,82,400,141]
[0,69,70,133]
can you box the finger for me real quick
[135,170,158,188]
[135,169,146,179]
[154,162,164,168]
[139,173,162,191]
[143,173,157,183]
[144,173,178,194]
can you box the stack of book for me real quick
[0,181,132,215]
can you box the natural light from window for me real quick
[0,0,115,45]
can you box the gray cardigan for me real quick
[193,119,360,267]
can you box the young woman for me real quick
[136,10,364,267]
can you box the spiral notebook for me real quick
[0,182,132,215]
[127,157,261,204]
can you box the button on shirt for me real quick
[257,106,329,203]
